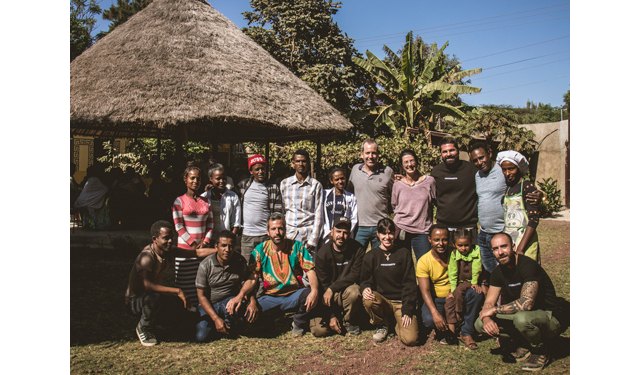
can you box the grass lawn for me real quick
[70,220,569,374]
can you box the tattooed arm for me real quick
[496,280,539,314]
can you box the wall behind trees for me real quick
[519,120,569,206]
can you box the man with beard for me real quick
[194,231,258,342]
[250,213,320,337]
[475,233,569,372]
[469,142,542,273]
[280,149,324,254]
[347,139,395,250]
[430,138,478,241]
[235,154,283,262]
[417,225,484,348]
[310,217,365,337]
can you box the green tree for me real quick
[99,0,152,38]
[353,32,481,144]
[563,90,570,117]
[446,107,537,155]
[242,0,370,118]
[70,0,101,61]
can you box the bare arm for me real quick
[305,269,320,311]
[478,285,502,336]
[417,276,446,331]
[195,246,217,258]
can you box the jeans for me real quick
[195,296,246,342]
[396,232,431,260]
[257,287,312,328]
[477,229,499,273]
[354,226,380,251]
[421,288,484,336]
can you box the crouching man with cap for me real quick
[475,233,569,372]
[310,217,366,337]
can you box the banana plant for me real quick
[353,32,481,144]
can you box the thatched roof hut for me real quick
[70,0,353,142]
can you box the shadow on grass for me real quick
[71,245,311,345]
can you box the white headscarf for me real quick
[496,150,529,175]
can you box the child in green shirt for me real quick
[445,230,482,345]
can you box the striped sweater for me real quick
[172,194,214,250]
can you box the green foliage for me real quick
[246,133,440,185]
[70,0,101,61]
[352,32,481,141]
[563,90,570,116]
[446,107,538,155]
[537,177,563,217]
[242,0,370,118]
[481,102,562,124]
[96,139,211,177]
[99,0,152,38]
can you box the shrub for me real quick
[537,177,563,217]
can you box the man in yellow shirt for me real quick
[416,224,484,348]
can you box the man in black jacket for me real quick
[310,217,365,336]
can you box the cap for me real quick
[248,154,267,170]
[332,217,351,230]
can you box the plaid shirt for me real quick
[280,175,324,248]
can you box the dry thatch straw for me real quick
[71,0,353,141]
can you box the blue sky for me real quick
[94,0,569,107]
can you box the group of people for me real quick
[124,138,569,372]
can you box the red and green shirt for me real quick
[250,239,314,296]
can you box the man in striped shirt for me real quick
[280,149,324,254]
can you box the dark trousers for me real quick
[128,292,185,331]
[422,288,484,336]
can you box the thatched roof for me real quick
[70,0,353,141]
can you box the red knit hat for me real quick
[247,154,267,170]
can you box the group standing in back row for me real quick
[125,137,567,372]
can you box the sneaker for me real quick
[344,322,361,336]
[521,354,549,372]
[512,347,532,362]
[136,324,157,347]
[372,326,388,343]
[291,322,305,338]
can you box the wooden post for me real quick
[315,140,322,179]
[265,142,270,180]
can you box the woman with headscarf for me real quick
[496,151,541,263]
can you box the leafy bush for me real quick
[537,177,563,217]
[246,133,441,185]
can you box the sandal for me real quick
[459,334,478,350]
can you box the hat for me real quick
[496,150,529,175]
[333,217,351,230]
[247,154,267,170]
